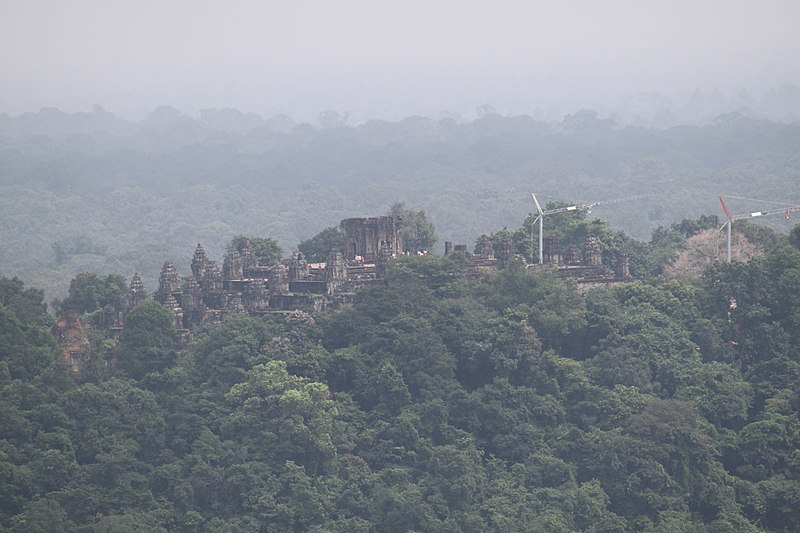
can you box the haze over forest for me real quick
[2,1,800,300]
[2,0,800,124]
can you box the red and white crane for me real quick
[719,195,800,262]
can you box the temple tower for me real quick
[289,251,309,281]
[326,250,348,294]
[162,293,185,330]
[545,236,561,265]
[157,262,180,298]
[202,261,224,293]
[240,241,258,274]
[340,216,402,261]
[565,244,581,265]
[584,233,602,266]
[268,264,289,294]
[191,244,209,279]
[223,250,243,286]
[127,273,148,309]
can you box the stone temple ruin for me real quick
[340,216,403,262]
[117,216,629,338]
[446,231,631,288]
[57,216,631,371]
[544,232,631,288]
[122,216,405,334]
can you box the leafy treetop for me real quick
[297,227,346,263]
[389,202,437,253]
[227,235,283,265]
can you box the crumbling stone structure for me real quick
[223,250,243,285]
[288,251,309,281]
[128,273,148,309]
[340,216,403,261]
[128,223,398,332]
[191,243,209,279]
[123,217,634,336]
[546,233,632,288]
[52,311,90,371]
[156,262,181,300]
[446,231,631,287]
[584,233,602,266]
[545,236,561,265]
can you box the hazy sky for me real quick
[2,0,800,120]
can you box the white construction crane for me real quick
[530,192,654,264]
[719,196,800,262]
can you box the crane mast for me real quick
[529,192,652,265]
[531,193,544,264]
[719,196,733,263]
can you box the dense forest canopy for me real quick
[4,2,800,529]
[1,218,800,531]
[1,106,799,301]
[2,105,799,529]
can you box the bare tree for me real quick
[664,228,758,278]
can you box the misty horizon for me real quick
[2,1,800,125]
[3,80,800,131]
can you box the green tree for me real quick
[671,215,721,238]
[298,226,346,262]
[0,277,52,326]
[474,260,586,353]
[675,362,752,425]
[117,301,176,380]
[64,378,166,463]
[228,235,283,264]
[9,498,72,533]
[58,272,127,314]
[758,475,800,531]
[736,405,800,481]
[224,361,337,470]
[584,283,703,396]
[388,202,437,253]
[790,222,800,249]
[87,513,168,532]
[191,314,277,390]
[0,293,60,380]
